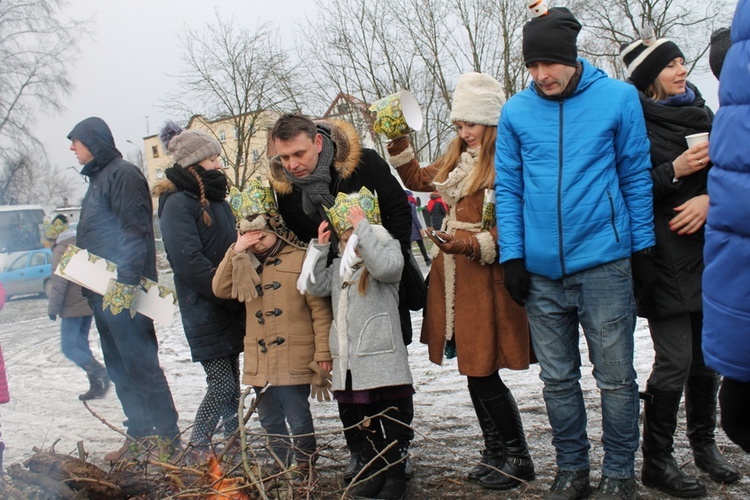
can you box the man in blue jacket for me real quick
[495,7,654,500]
[68,117,180,462]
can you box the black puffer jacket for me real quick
[636,82,714,318]
[69,117,156,287]
[154,175,245,362]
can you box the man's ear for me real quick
[314,133,323,153]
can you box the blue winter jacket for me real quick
[703,1,750,383]
[495,58,654,279]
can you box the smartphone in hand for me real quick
[429,229,447,244]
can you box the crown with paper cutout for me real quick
[228,178,278,222]
[324,187,382,236]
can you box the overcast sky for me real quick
[37,1,721,201]
[37,0,316,199]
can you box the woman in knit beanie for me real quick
[620,34,741,496]
[386,73,534,491]
[152,121,246,457]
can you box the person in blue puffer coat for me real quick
[494,7,654,499]
[703,0,750,454]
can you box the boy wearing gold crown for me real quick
[303,188,414,500]
[212,181,332,479]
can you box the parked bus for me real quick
[0,205,46,254]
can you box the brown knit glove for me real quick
[231,252,261,303]
[308,361,333,402]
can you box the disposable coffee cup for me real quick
[685,132,709,149]
[369,90,423,140]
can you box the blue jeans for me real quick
[60,316,94,367]
[255,385,316,465]
[526,258,639,479]
[90,297,180,440]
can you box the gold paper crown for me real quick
[324,187,382,235]
[44,218,68,241]
[228,178,278,222]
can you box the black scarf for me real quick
[165,164,228,202]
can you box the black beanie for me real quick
[620,38,685,92]
[709,28,731,79]
[522,7,582,68]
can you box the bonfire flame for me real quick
[206,455,249,500]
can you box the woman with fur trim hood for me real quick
[153,122,245,455]
[386,72,534,491]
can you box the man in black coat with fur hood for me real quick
[68,117,180,462]
[269,113,417,491]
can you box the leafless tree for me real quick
[574,0,734,78]
[300,0,531,165]
[0,0,83,204]
[166,11,306,189]
[0,155,74,205]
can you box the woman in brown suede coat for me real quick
[387,72,534,491]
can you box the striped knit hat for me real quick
[620,36,684,92]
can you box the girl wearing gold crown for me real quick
[386,73,534,491]
[153,121,246,457]
[303,190,414,500]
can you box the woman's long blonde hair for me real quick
[432,125,498,196]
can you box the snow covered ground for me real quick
[1,259,748,498]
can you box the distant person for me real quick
[213,190,332,479]
[495,7,654,499]
[45,214,110,401]
[153,122,246,455]
[387,72,534,491]
[269,113,416,480]
[703,0,750,454]
[67,117,180,462]
[426,191,448,230]
[304,194,414,500]
[405,190,431,265]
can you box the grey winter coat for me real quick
[47,230,93,318]
[306,221,413,392]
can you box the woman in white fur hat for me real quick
[386,72,535,491]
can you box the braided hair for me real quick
[185,165,213,226]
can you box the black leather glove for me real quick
[631,248,658,302]
[503,259,529,306]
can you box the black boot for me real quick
[79,359,110,401]
[686,375,742,484]
[467,384,504,481]
[349,431,386,499]
[476,391,535,490]
[641,386,706,497]
[340,401,369,483]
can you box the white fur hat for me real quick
[449,72,505,126]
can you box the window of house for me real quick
[219,130,226,142]
[252,150,261,162]
[152,145,159,158]
[234,127,239,139]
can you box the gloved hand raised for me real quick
[308,361,333,402]
[424,228,479,260]
[503,259,529,306]
[339,233,359,278]
[297,244,323,294]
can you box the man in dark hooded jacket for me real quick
[67,117,180,461]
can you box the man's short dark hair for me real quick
[52,214,68,224]
[271,113,317,142]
